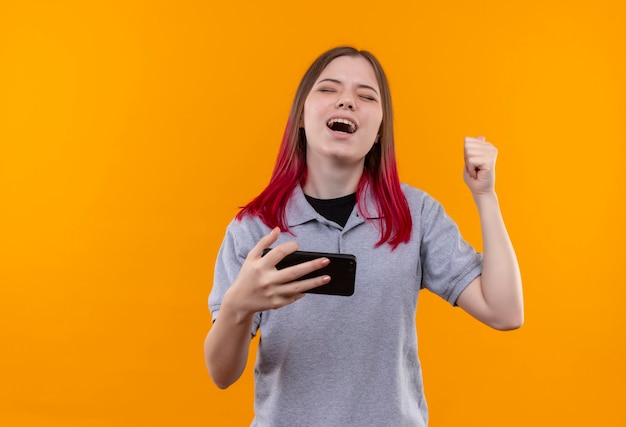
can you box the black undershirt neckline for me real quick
[304,193,356,228]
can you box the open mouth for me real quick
[327,118,357,134]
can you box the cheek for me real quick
[302,104,324,130]
[371,111,383,133]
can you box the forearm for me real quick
[475,192,524,328]
[204,293,255,389]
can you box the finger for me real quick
[277,256,331,283]
[465,145,498,168]
[463,137,475,176]
[261,240,300,266]
[464,135,482,145]
[465,163,478,180]
[249,227,284,259]
[464,137,480,179]
[279,273,332,296]
[464,135,489,148]
[464,136,494,178]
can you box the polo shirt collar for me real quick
[285,184,381,228]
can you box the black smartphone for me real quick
[261,248,356,296]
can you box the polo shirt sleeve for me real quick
[208,220,262,336]
[419,194,483,305]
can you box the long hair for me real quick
[237,46,412,249]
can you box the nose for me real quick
[336,98,355,111]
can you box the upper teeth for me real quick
[327,118,357,132]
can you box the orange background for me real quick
[1,1,625,426]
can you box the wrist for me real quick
[221,287,256,325]
[472,191,499,210]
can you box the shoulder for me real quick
[400,183,440,214]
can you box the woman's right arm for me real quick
[203,293,258,389]
[204,227,330,389]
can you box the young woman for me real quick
[204,46,523,426]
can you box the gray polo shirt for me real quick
[209,183,482,427]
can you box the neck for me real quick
[302,158,363,199]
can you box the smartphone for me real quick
[261,248,356,296]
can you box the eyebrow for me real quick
[317,78,380,96]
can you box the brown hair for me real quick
[238,46,411,248]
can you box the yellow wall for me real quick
[1,1,625,425]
